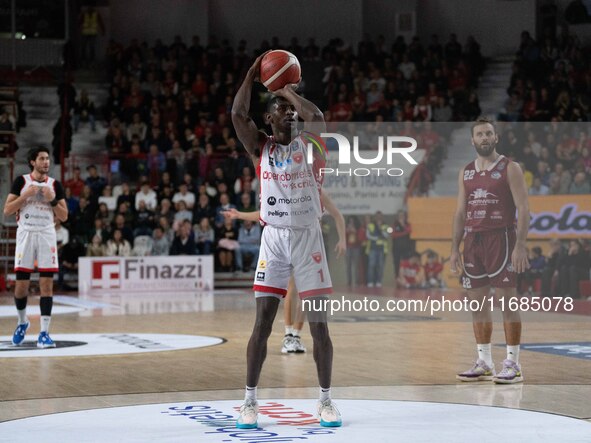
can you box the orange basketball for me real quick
[260,50,301,92]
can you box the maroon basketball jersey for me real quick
[463,155,516,232]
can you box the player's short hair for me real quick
[471,117,496,136]
[27,146,50,170]
[266,96,286,113]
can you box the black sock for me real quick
[40,297,53,316]
[15,297,27,310]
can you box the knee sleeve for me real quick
[39,272,54,278]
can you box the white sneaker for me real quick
[281,334,296,354]
[236,399,258,429]
[292,335,306,353]
[376,282,382,287]
[367,283,374,288]
[317,399,342,427]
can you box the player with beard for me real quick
[450,118,530,384]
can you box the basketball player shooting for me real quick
[231,51,342,428]
[450,118,530,384]
[3,146,68,348]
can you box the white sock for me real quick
[319,387,331,402]
[292,328,301,337]
[17,309,27,325]
[40,316,51,333]
[245,386,257,402]
[477,343,493,366]
[507,345,520,363]
[285,326,293,336]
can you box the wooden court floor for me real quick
[0,286,590,426]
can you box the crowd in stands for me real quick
[50,31,590,295]
[495,29,591,195]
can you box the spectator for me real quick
[172,183,196,210]
[126,112,147,141]
[549,162,572,194]
[133,200,155,237]
[391,210,413,277]
[73,90,96,132]
[86,234,106,257]
[397,252,425,289]
[170,222,196,255]
[521,246,547,294]
[115,182,134,208]
[58,236,85,290]
[557,240,590,298]
[95,202,112,227]
[106,229,132,256]
[71,196,95,240]
[345,216,362,287]
[151,226,170,256]
[194,193,215,225]
[155,198,175,226]
[65,166,85,197]
[112,214,134,244]
[98,185,117,211]
[135,182,158,211]
[85,164,107,196]
[569,172,591,194]
[365,211,389,287]
[214,192,236,228]
[89,218,109,244]
[64,187,80,216]
[216,217,239,272]
[423,251,444,288]
[235,220,261,272]
[194,217,214,255]
[173,200,193,228]
[529,176,550,195]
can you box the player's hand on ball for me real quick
[449,250,463,274]
[41,186,56,202]
[511,245,529,274]
[334,239,346,259]
[250,50,271,82]
[273,82,300,96]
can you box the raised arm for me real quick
[450,168,466,274]
[273,85,326,134]
[507,161,530,273]
[231,53,268,158]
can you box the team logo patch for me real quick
[312,252,322,264]
[256,272,265,282]
[258,260,266,270]
[267,197,276,206]
[497,161,505,171]
[293,152,303,164]
[491,171,501,179]
[506,263,514,272]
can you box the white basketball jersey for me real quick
[17,174,56,232]
[258,133,325,228]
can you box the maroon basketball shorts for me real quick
[461,227,516,290]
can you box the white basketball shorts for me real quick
[14,228,59,273]
[253,222,332,299]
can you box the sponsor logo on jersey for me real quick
[267,196,277,206]
[312,252,322,263]
[278,195,312,205]
[293,152,303,164]
[506,263,514,272]
[474,210,487,219]
[468,188,499,205]
[497,161,506,170]
[267,210,288,218]
[256,272,265,282]
[491,171,501,179]
[464,263,475,268]
[258,260,266,270]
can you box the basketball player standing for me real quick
[450,118,530,384]
[3,147,68,348]
[232,53,342,428]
